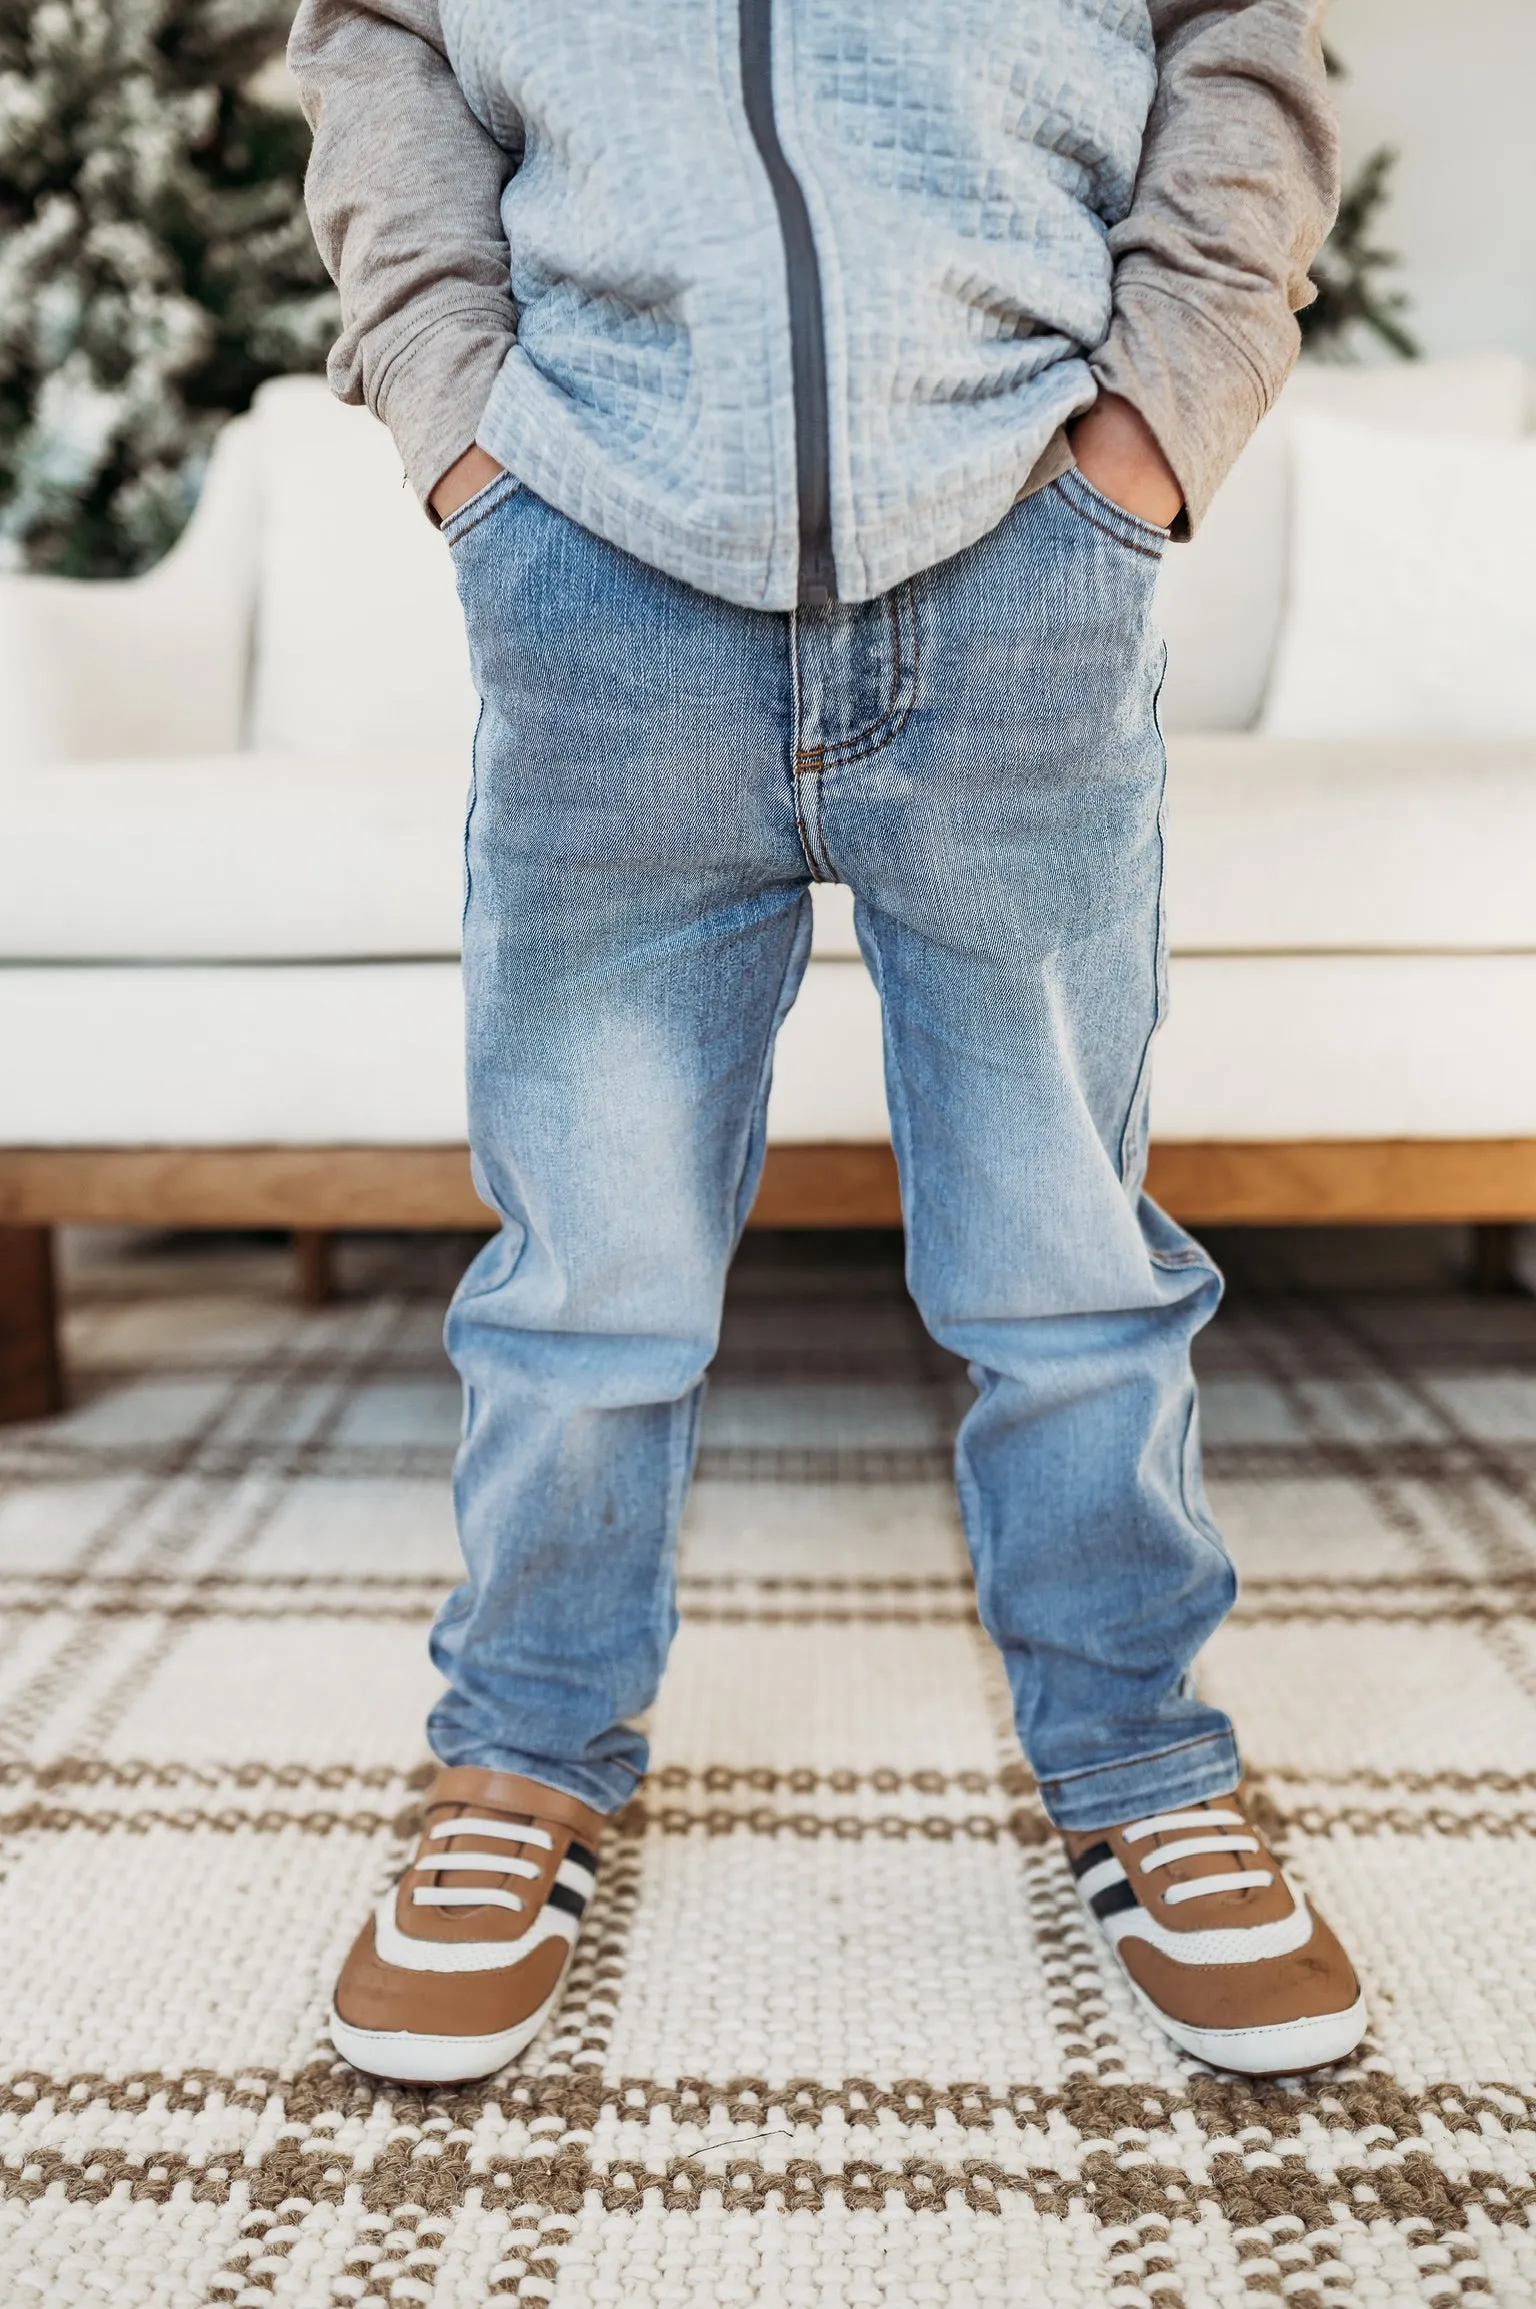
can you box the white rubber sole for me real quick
[1124,1975,1368,2077]
[328,1978,564,2084]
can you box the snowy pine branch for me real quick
[0,0,336,575]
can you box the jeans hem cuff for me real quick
[1034,1730,1241,1832]
[426,1741,639,1818]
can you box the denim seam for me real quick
[728,895,815,1243]
[1115,637,1171,1185]
[1061,467,1171,548]
[1053,473,1166,561]
[794,751,837,882]
[460,698,485,942]
[444,472,522,549]
[788,610,837,882]
[1175,1380,1232,1560]
[791,585,919,883]
[656,1379,705,1729]
[787,608,813,873]
[855,910,916,1247]
[815,583,920,770]
[1056,467,1170,553]
[423,1747,637,1817]
[1037,1727,1237,1795]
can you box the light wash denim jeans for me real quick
[428,466,1240,1833]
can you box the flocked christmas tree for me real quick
[0,0,337,577]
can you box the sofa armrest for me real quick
[0,417,259,770]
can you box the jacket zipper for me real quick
[739,0,837,608]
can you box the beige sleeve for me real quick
[287,0,518,509]
[1091,0,1341,535]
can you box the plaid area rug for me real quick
[2,1226,1534,2306]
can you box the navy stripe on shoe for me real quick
[547,1881,588,1918]
[1069,1840,1114,1880]
[566,1840,599,1877]
[1090,1879,1139,1920]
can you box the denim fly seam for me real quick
[789,586,920,884]
[812,585,920,771]
[787,607,836,883]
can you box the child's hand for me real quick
[1068,393,1183,529]
[430,444,507,523]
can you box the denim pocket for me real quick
[441,467,521,548]
[1054,468,1169,559]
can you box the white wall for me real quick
[1325,0,1536,366]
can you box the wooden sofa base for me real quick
[3,1139,1534,1422]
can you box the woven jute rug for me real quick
[2,1225,1534,2306]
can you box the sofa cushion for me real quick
[1154,353,1530,736]
[1153,955,1536,1139]
[0,963,469,1144]
[1262,417,1536,739]
[7,736,1532,964]
[248,378,480,756]
[0,415,259,772]
[1163,736,1536,952]
[0,753,468,960]
[5,952,1536,1146]
[0,959,888,1145]
[0,751,870,962]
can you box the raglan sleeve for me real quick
[287,0,519,510]
[1090,0,1341,535]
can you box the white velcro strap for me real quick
[1163,1870,1275,1906]
[1122,1809,1246,1843]
[413,1886,525,1914]
[426,1817,553,1849]
[1140,1834,1259,1873]
[416,1852,543,1879]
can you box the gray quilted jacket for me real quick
[291,1,1336,611]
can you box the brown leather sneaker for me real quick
[330,1766,608,2083]
[1063,1788,1366,2076]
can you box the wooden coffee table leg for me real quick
[1470,1222,1518,1296]
[293,1229,335,1306]
[0,1225,64,1422]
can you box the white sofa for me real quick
[3,358,1535,1409]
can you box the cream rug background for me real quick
[1,1226,1534,2305]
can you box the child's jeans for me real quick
[427,467,1239,1832]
